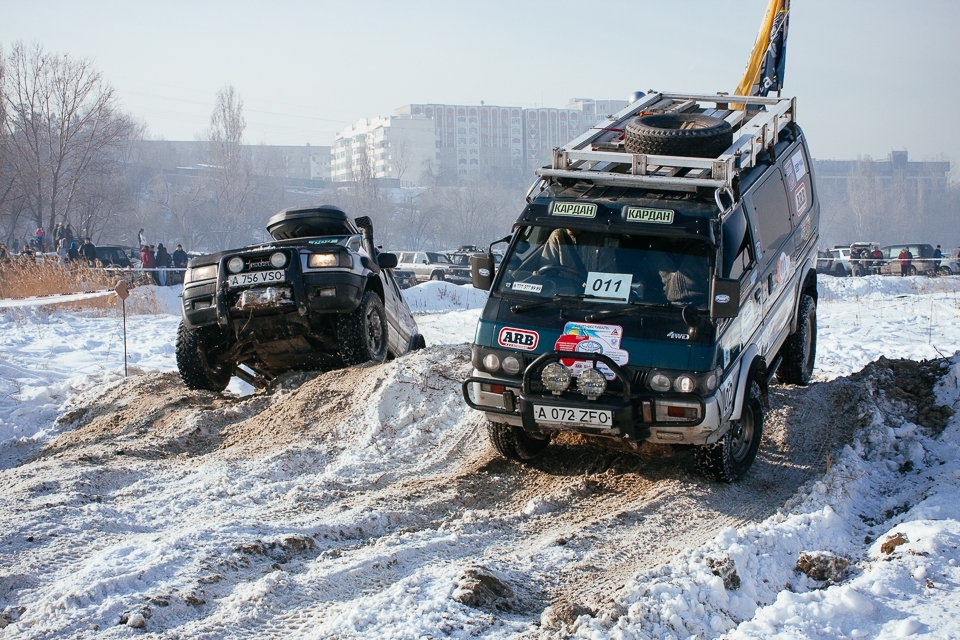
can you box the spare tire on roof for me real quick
[624,113,733,158]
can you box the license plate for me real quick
[228,270,285,287]
[533,405,613,428]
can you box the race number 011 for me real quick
[585,272,632,302]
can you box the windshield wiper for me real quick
[510,292,608,314]
[585,300,681,322]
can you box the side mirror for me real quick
[471,254,495,291]
[710,277,740,319]
[377,252,398,269]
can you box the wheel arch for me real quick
[729,344,762,422]
[789,260,818,334]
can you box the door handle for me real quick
[754,289,761,303]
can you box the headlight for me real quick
[482,353,501,372]
[308,253,339,268]
[674,374,696,393]
[227,257,244,273]
[502,356,521,375]
[649,372,672,392]
[270,252,287,268]
[542,363,571,395]
[184,264,217,284]
[577,368,607,400]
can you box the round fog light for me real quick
[227,257,244,273]
[577,368,607,399]
[502,356,521,375]
[270,252,287,268]
[482,353,500,372]
[541,363,571,395]
[650,373,671,392]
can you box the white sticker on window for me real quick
[585,272,632,302]
[791,150,807,181]
[512,281,543,293]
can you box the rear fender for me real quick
[790,259,818,333]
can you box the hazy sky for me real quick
[3,0,959,169]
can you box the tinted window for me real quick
[747,169,792,261]
[721,205,755,280]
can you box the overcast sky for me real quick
[3,0,958,169]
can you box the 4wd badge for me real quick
[498,327,539,350]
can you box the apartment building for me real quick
[395,103,525,181]
[331,115,436,186]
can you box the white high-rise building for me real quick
[331,115,436,187]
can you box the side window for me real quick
[781,144,812,220]
[747,168,793,262]
[417,252,427,264]
[721,206,755,282]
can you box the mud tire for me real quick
[777,294,817,385]
[624,113,733,158]
[694,381,764,482]
[175,321,234,392]
[338,291,388,366]
[487,422,549,461]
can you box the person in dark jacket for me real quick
[172,244,188,268]
[80,237,97,265]
[67,242,80,263]
[155,243,171,286]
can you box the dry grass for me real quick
[0,259,166,315]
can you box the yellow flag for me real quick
[735,0,787,100]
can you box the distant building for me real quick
[395,103,525,181]
[815,151,950,186]
[331,115,436,187]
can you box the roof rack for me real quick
[535,91,795,192]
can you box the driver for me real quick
[535,228,617,276]
[647,237,708,305]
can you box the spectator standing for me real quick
[155,243,171,286]
[172,244,188,268]
[898,247,913,276]
[140,244,157,284]
[138,228,147,249]
[0,244,9,263]
[34,227,46,253]
[57,237,69,262]
[871,246,884,275]
[934,245,943,272]
[52,223,63,245]
[81,237,98,265]
[67,242,80,263]
[64,224,75,245]
[849,246,861,277]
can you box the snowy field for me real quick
[0,275,959,638]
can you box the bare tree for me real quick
[390,135,411,184]
[2,42,135,239]
[205,84,255,249]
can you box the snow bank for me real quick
[401,281,487,312]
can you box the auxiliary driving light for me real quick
[308,253,338,268]
[227,257,244,273]
[542,363,571,395]
[577,368,607,400]
[270,252,287,268]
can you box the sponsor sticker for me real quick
[783,159,797,189]
[791,149,807,181]
[512,281,543,293]
[308,238,339,244]
[498,327,539,350]
[554,322,628,380]
[552,202,597,218]
[776,251,791,284]
[794,183,808,215]
[624,207,674,224]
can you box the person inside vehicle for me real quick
[527,227,618,278]
[646,236,709,306]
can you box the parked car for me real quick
[816,242,878,276]
[95,245,133,268]
[878,244,938,276]
[396,250,471,284]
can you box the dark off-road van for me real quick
[463,92,819,482]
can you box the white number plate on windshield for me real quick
[533,405,612,428]
[585,272,632,302]
[228,270,285,287]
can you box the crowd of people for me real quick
[822,243,949,277]
[1,225,190,287]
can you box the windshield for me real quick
[495,225,712,308]
[426,252,451,264]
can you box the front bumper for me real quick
[461,351,725,446]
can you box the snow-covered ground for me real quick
[1,275,959,638]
